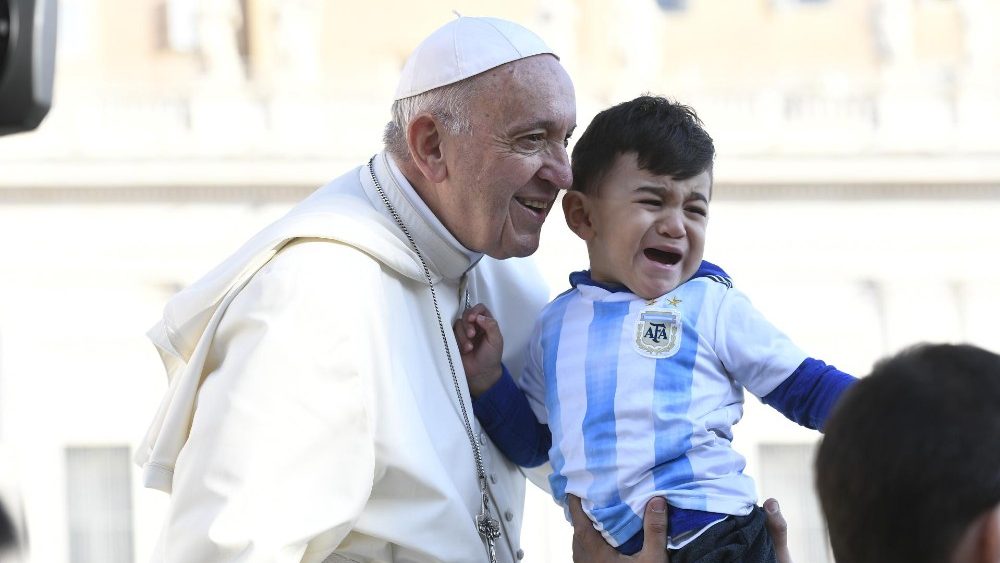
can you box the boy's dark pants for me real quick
[669,506,777,563]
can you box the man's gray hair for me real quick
[383,77,482,160]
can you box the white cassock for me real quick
[136,151,550,562]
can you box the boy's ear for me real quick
[407,114,447,183]
[562,190,595,241]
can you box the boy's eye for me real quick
[638,199,662,207]
[685,206,708,217]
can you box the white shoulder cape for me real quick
[136,168,425,492]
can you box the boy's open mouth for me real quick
[644,248,682,265]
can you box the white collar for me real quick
[365,152,483,280]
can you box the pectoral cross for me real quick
[477,491,501,563]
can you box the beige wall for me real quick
[49,0,985,98]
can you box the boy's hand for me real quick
[453,303,504,398]
[568,495,795,563]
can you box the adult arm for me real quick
[160,241,378,562]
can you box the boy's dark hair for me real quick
[816,343,1000,563]
[570,95,715,194]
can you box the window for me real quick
[160,0,198,53]
[65,446,134,563]
[657,0,688,11]
[757,443,833,563]
[57,0,94,58]
[772,0,829,7]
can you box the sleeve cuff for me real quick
[471,364,519,431]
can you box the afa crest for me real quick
[634,308,682,358]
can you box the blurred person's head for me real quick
[562,96,715,299]
[0,500,13,551]
[816,343,1000,563]
[0,497,26,562]
[383,17,576,260]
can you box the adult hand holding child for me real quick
[568,495,794,563]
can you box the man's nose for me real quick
[538,145,573,190]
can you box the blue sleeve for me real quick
[471,364,552,467]
[761,357,858,431]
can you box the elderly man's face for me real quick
[439,55,576,259]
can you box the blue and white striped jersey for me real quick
[518,271,809,548]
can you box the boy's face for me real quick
[566,152,711,300]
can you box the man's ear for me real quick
[563,190,595,241]
[955,505,1000,563]
[978,505,1000,563]
[406,114,447,183]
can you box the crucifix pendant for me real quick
[477,492,501,563]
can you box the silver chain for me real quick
[367,156,502,561]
